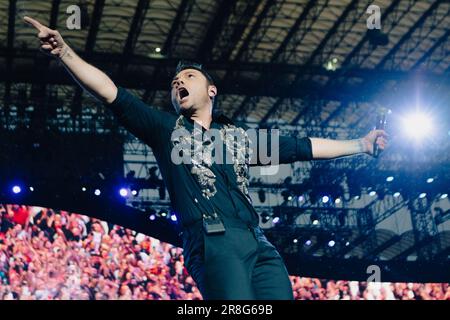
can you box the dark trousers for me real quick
[183,223,294,300]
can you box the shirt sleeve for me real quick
[233,121,312,165]
[248,127,313,166]
[106,87,174,150]
[278,135,313,163]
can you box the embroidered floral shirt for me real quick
[107,87,313,230]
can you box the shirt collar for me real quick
[180,112,235,131]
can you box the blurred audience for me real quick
[0,204,449,300]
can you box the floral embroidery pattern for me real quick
[220,125,253,202]
[171,115,252,202]
[172,115,217,198]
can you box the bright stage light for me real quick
[402,112,433,140]
[426,178,434,184]
[272,217,280,224]
[131,190,138,196]
[29,187,34,192]
[328,240,336,247]
[322,196,329,203]
[369,191,377,197]
[419,193,427,199]
[94,189,101,196]
[335,198,341,204]
[149,214,156,221]
[119,188,128,197]
[386,176,394,182]
[82,187,87,192]
[305,240,312,246]
[440,194,448,199]
[171,214,177,222]
[393,192,401,198]
[293,239,298,244]
[12,186,22,194]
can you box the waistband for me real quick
[181,216,258,233]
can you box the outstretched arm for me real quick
[250,128,387,165]
[310,129,388,159]
[23,16,170,149]
[24,16,117,103]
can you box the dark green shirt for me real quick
[107,87,313,230]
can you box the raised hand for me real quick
[24,16,68,58]
[362,129,389,156]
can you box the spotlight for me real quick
[281,190,292,202]
[171,214,177,222]
[298,195,305,202]
[261,211,271,224]
[82,187,87,192]
[369,191,377,197]
[293,239,298,244]
[12,186,22,194]
[345,241,350,246]
[419,193,427,199]
[354,195,360,200]
[29,187,34,192]
[328,240,336,247]
[386,176,394,182]
[155,47,161,53]
[131,190,138,196]
[160,210,168,218]
[426,178,434,184]
[324,57,339,71]
[393,192,401,198]
[119,188,128,197]
[322,196,329,203]
[272,217,280,224]
[335,198,341,204]
[149,214,156,221]
[402,112,433,140]
[305,240,312,246]
[440,194,448,199]
[311,213,319,225]
[94,189,101,196]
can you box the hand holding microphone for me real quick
[362,107,390,157]
[373,108,389,158]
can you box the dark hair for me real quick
[174,60,215,85]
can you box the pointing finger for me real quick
[24,16,44,30]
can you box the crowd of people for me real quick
[1,204,449,300]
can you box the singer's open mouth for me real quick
[179,88,189,100]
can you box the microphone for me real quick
[373,108,389,158]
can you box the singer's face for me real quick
[170,69,215,113]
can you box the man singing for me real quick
[24,16,388,300]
